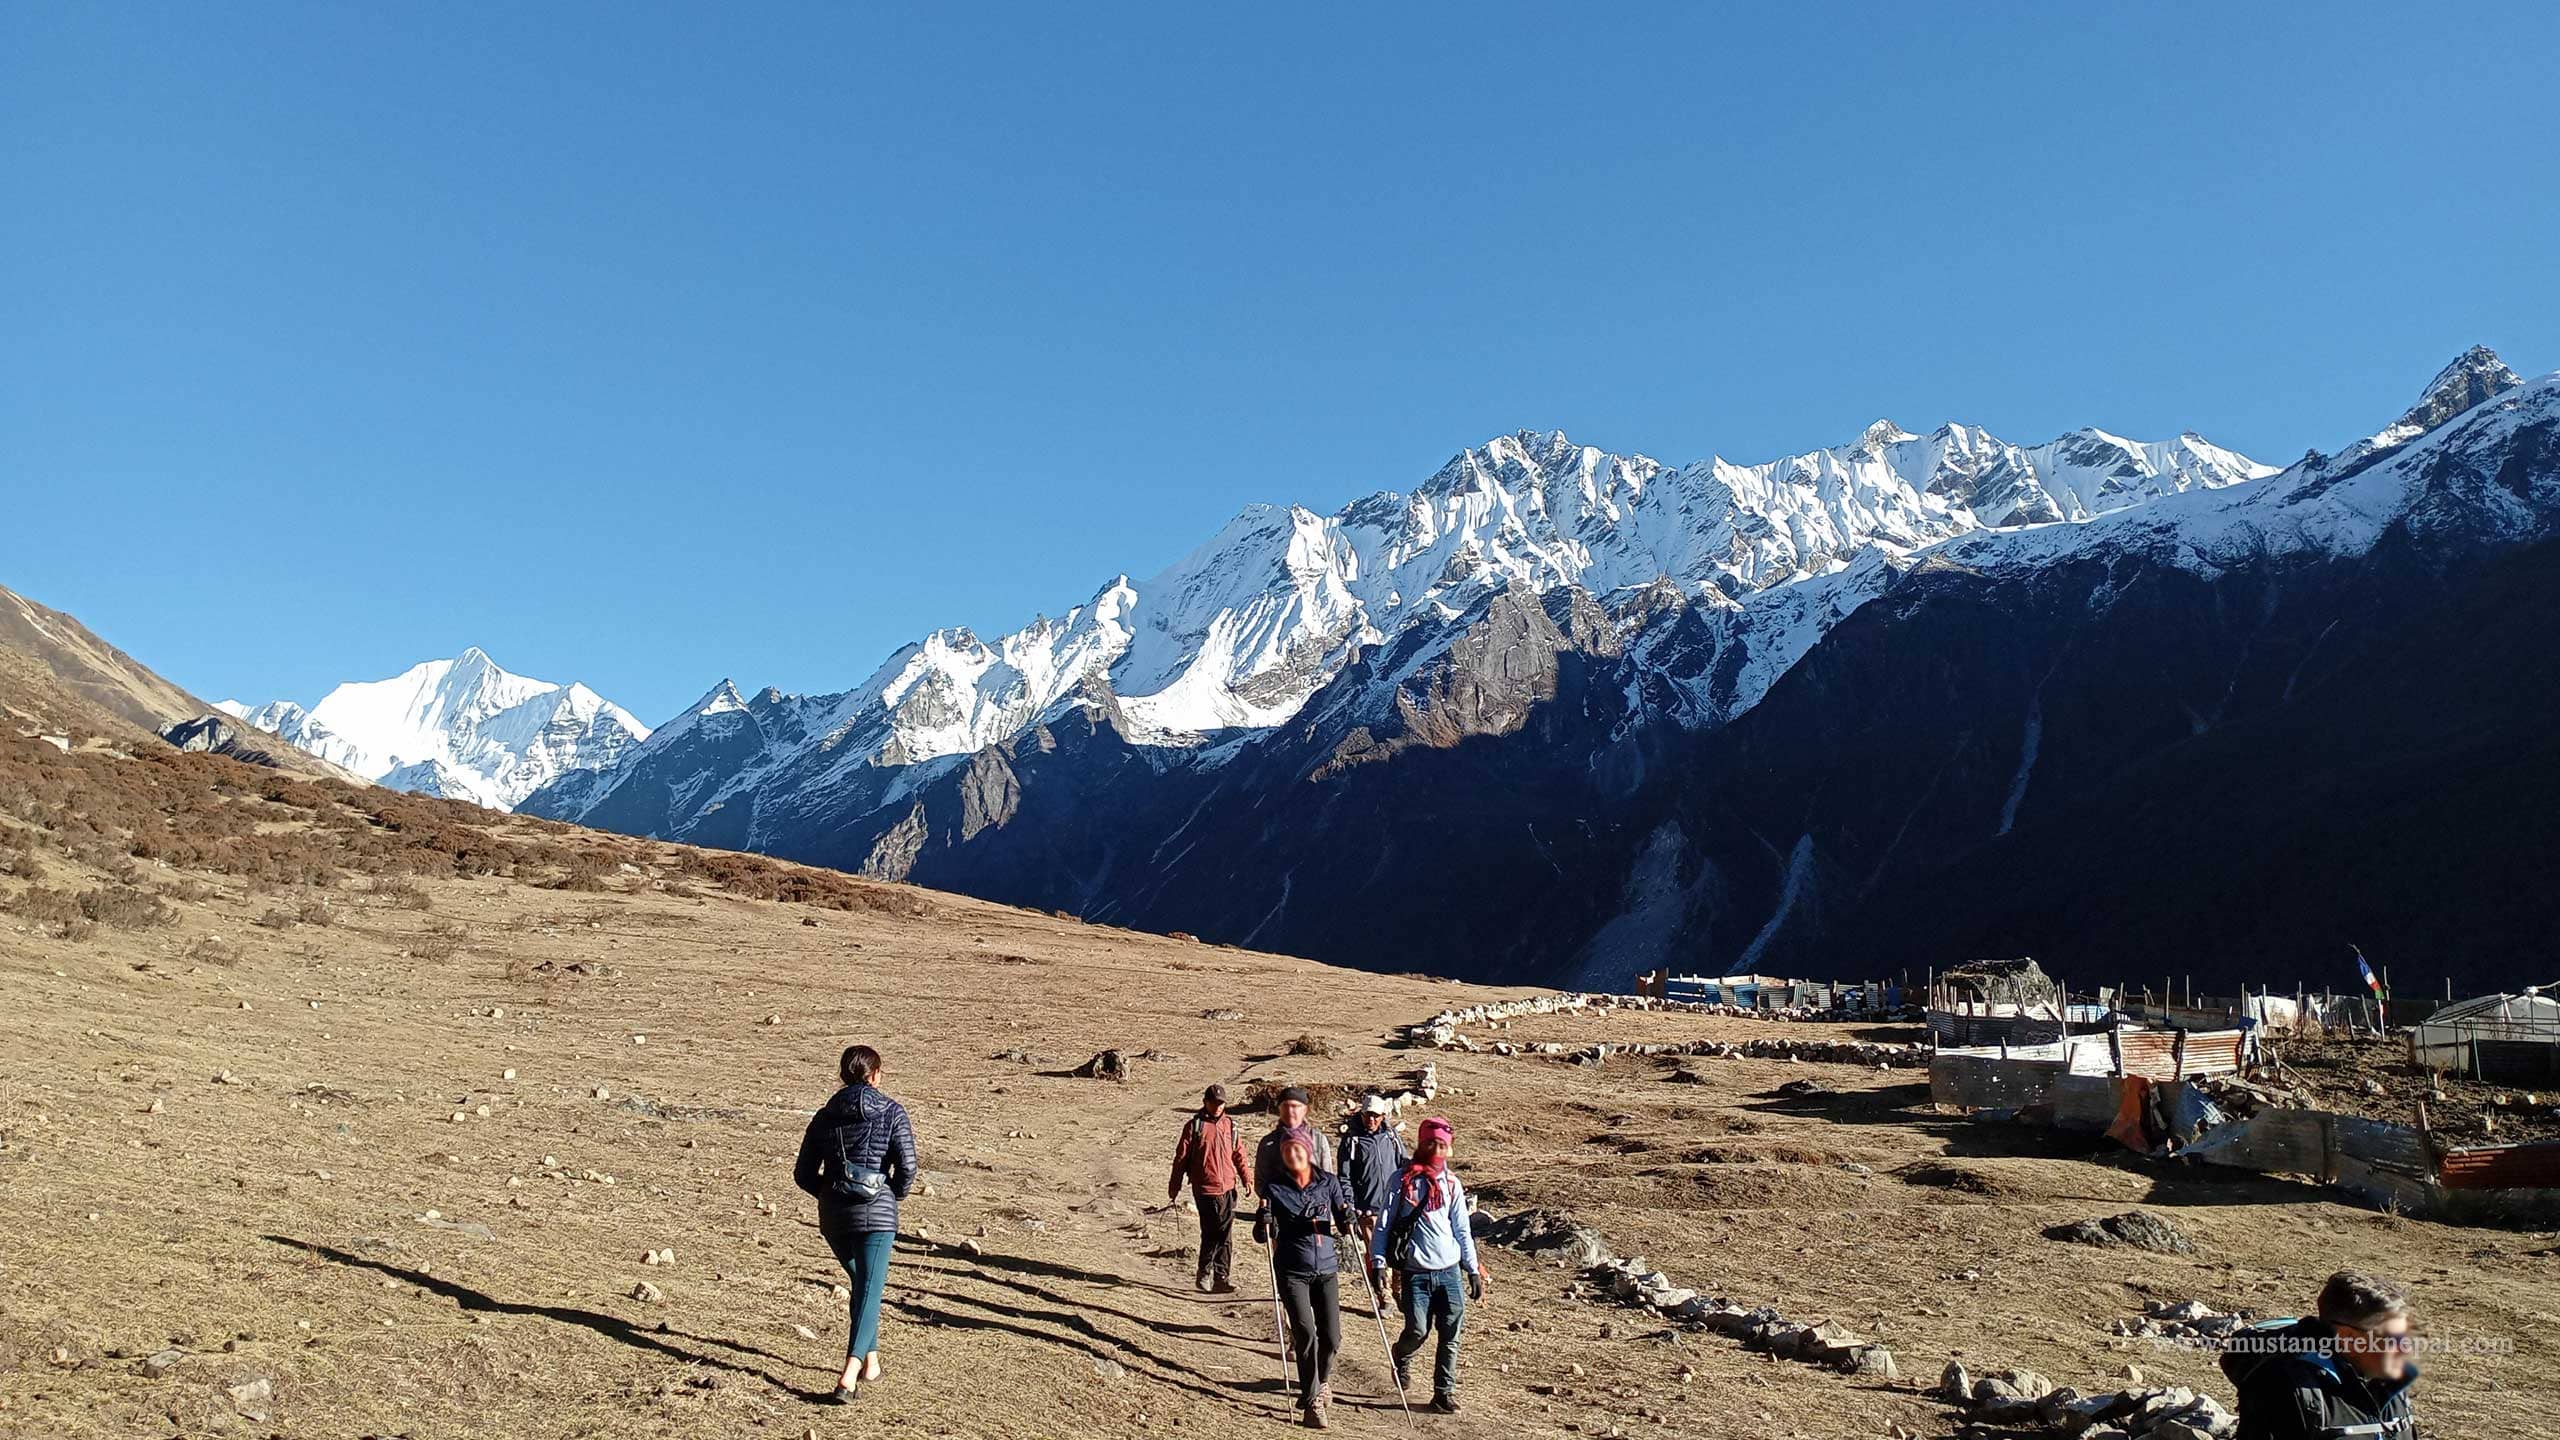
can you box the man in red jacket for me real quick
[1168,1083,1250,1293]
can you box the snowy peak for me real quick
[2339,345,2526,463]
[2398,345,2522,434]
[234,649,649,811]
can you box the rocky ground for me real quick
[3,754,2557,1437]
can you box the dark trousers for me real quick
[817,1209,896,1360]
[1392,1264,1466,1399]
[1277,1270,1340,1408]
[1193,1188,1236,1285]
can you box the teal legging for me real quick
[820,1214,896,1359]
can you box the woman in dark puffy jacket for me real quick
[793,1043,919,1402]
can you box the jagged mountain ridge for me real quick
[526,348,2558,993]
[834,348,2558,991]
[225,649,648,811]
[522,414,2272,842]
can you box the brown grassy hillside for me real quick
[1,581,353,780]
[1,729,2554,1439]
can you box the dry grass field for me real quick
[2,731,2556,1438]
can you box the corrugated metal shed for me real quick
[2437,1140,2560,1191]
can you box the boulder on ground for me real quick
[1069,1050,1128,1082]
[1478,1208,1610,1268]
[2045,1211,2197,1255]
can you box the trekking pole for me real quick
[1262,1216,1293,1406]
[1353,1258,1414,1420]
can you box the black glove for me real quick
[1466,1269,1485,1301]
[1251,1213,1269,1245]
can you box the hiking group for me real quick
[1174,1082,1489,1428]
[790,1045,2425,1435]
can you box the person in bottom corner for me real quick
[2225,1269,2419,1440]
[1256,1133,1355,1429]
[791,1043,920,1404]
[1168,1082,1250,1293]
[1367,1115,1489,1415]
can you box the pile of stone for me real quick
[1480,1210,1899,1381]
[1532,1036,1928,1070]
[1402,994,1929,1068]
[1935,1362,2237,1440]
[2111,1299,2250,1342]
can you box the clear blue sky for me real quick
[5,4,2553,724]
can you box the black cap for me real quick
[1203,1083,1227,1104]
[1277,1086,1311,1106]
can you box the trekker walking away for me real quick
[2226,1270,2419,1440]
[792,1043,919,1404]
[1255,1134,1356,1429]
[1169,1083,1250,1293]
[1253,1086,1335,1199]
[1336,1094,1405,1259]
[1367,1116,1488,1414]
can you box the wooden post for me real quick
[2318,1112,2341,1185]
[2172,1029,2188,1082]
[2109,1027,2125,1078]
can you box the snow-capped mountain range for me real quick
[517,410,2275,837]
[235,347,2560,989]
[220,649,648,811]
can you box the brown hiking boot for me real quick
[1428,1392,1459,1414]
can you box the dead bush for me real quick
[187,935,240,966]
[411,922,468,961]
[371,876,433,910]
[548,852,612,892]
[254,907,299,930]
[1284,1033,1338,1058]
[78,885,173,930]
[5,886,84,935]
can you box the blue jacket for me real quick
[793,1083,919,1233]
[1368,1169,1478,1275]
[1263,1170,1356,1277]
[1337,1122,1406,1212]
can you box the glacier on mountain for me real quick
[226,648,649,811]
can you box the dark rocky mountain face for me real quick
[850,524,2556,999]
[157,714,292,769]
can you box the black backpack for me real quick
[829,1090,892,1203]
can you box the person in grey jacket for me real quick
[1252,1087,1335,1200]
[1335,1094,1405,1255]
[1365,1115,1487,1414]
[793,1044,920,1403]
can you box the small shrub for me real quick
[411,922,468,961]
[551,853,612,893]
[187,935,240,966]
[1284,1033,1338,1058]
[254,907,298,930]
[296,899,335,926]
[5,886,84,935]
[371,876,433,910]
[78,885,173,930]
